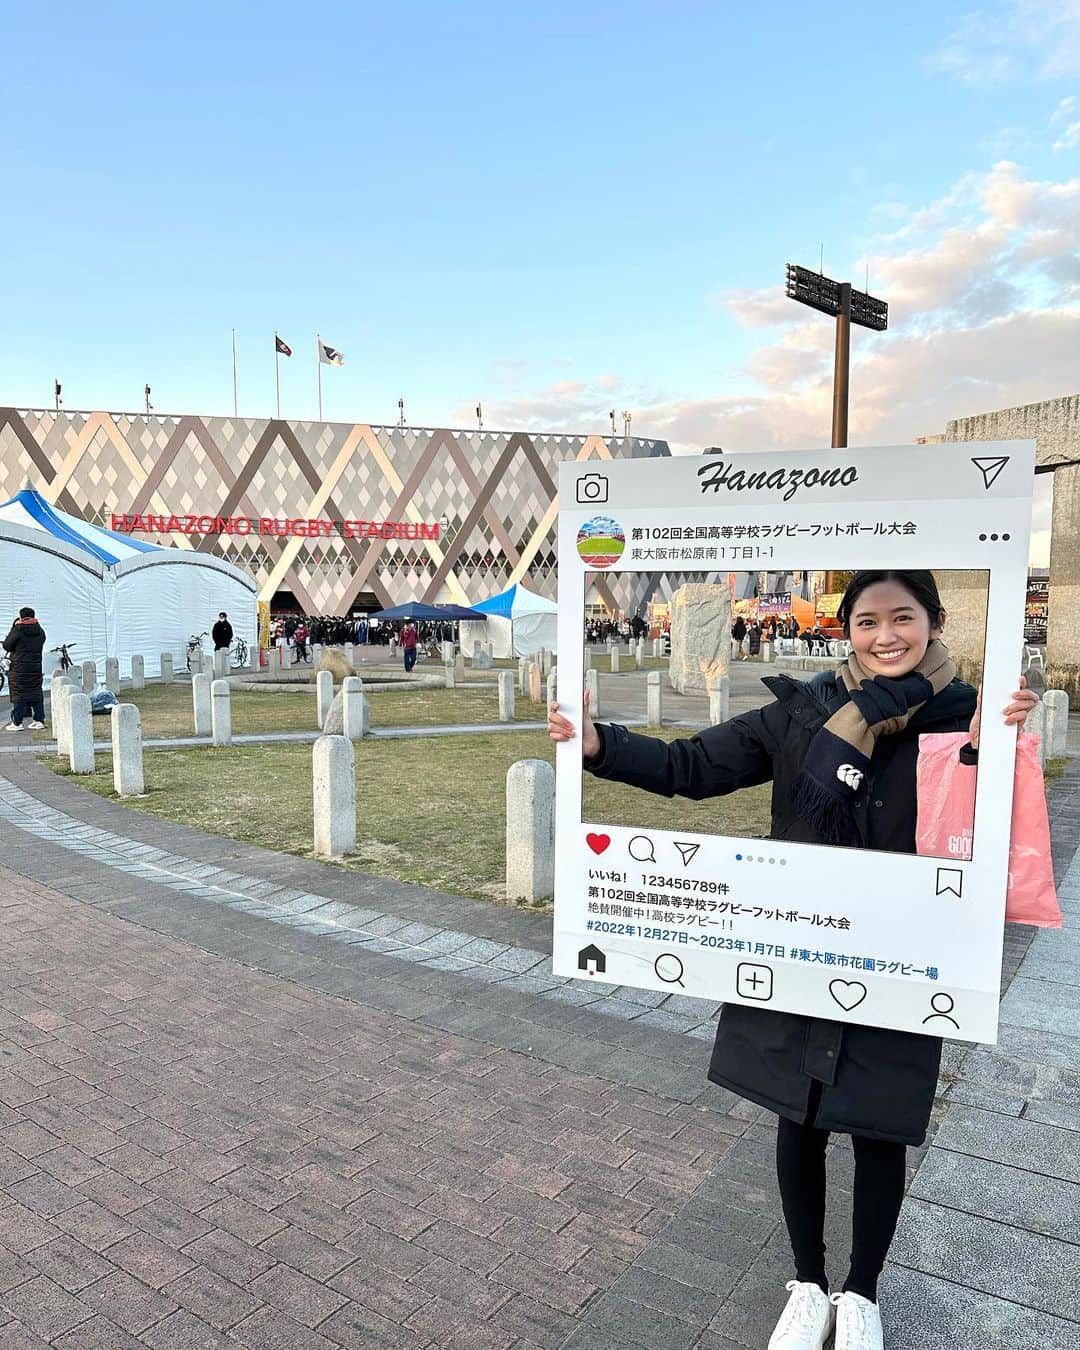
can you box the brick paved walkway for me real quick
[0,748,1075,1349]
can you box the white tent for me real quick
[459,582,558,658]
[0,490,257,678]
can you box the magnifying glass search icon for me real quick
[654,953,685,987]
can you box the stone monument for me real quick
[668,583,731,695]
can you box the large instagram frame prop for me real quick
[554,443,1035,1044]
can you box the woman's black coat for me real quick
[587,669,978,1145]
[3,619,47,701]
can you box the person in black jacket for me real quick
[211,612,234,652]
[4,607,47,731]
[549,571,1037,1350]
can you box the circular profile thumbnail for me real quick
[576,516,625,568]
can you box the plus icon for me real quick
[736,962,774,1002]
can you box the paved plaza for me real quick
[0,702,1077,1347]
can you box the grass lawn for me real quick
[52,722,773,904]
[77,681,545,740]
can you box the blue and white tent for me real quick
[459,582,558,658]
[0,489,257,679]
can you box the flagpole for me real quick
[316,333,323,421]
[274,333,281,419]
[231,329,239,417]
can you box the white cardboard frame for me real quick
[554,442,1035,1045]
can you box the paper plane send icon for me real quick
[971,456,1010,490]
[674,841,701,867]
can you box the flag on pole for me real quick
[275,335,292,356]
[318,339,345,366]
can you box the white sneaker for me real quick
[831,1291,884,1350]
[767,1280,834,1349]
[26,720,45,731]
[3,722,23,732]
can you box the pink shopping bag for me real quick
[916,732,1062,928]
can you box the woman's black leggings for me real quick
[775,1115,907,1302]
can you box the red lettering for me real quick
[110,513,125,531]
[420,523,441,540]
[234,516,251,535]
[341,521,356,539]
[259,518,274,534]
[401,522,419,540]
[196,515,213,533]
[163,515,180,533]
[365,522,381,539]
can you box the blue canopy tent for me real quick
[460,583,558,658]
[369,602,456,622]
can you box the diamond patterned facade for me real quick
[0,408,669,614]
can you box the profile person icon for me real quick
[922,992,959,1030]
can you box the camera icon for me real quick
[576,474,609,505]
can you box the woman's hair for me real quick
[836,570,944,636]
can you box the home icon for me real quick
[577,944,606,976]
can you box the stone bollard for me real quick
[540,649,552,676]
[81,660,96,693]
[444,661,456,689]
[528,663,542,703]
[311,643,324,668]
[192,673,212,736]
[316,670,334,729]
[104,657,120,694]
[111,704,144,796]
[518,657,530,695]
[583,647,592,672]
[441,640,454,664]
[498,671,516,723]
[636,639,645,669]
[213,648,229,678]
[190,647,204,676]
[211,680,232,746]
[67,693,95,774]
[647,671,663,729]
[1024,699,1048,768]
[266,647,280,676]
[313,735,356,858]
[585,668,600,718]
[131,655,145,690]
[505,759,556,903]
[761,641,774,663]
[709,676,731,726]
[345,643,356,670]
[1044,689,1069,759]
[653,637,663,658]
[160,652,174,684]
[342,677,369,739]
[52,679,75,757]
[545,667,557,709]
[610,648,620,674]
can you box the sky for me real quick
[1,1,1077,560]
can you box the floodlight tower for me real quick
[785,264,888,447]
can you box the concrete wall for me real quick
[933,570,988,690]
[928,395,1080,698]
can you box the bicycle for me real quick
[50,642,76,672]
[230,636,249,669]
[186,632,208,671]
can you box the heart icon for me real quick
[585,833,611,855]
[828,979,867,1012]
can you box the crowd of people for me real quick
[584,614,655,644]
[731,613,837,659]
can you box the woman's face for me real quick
[847,580,943,678]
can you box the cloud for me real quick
[459,158,1078,522]
[594,373,621,391]
[925,1,1080,83]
